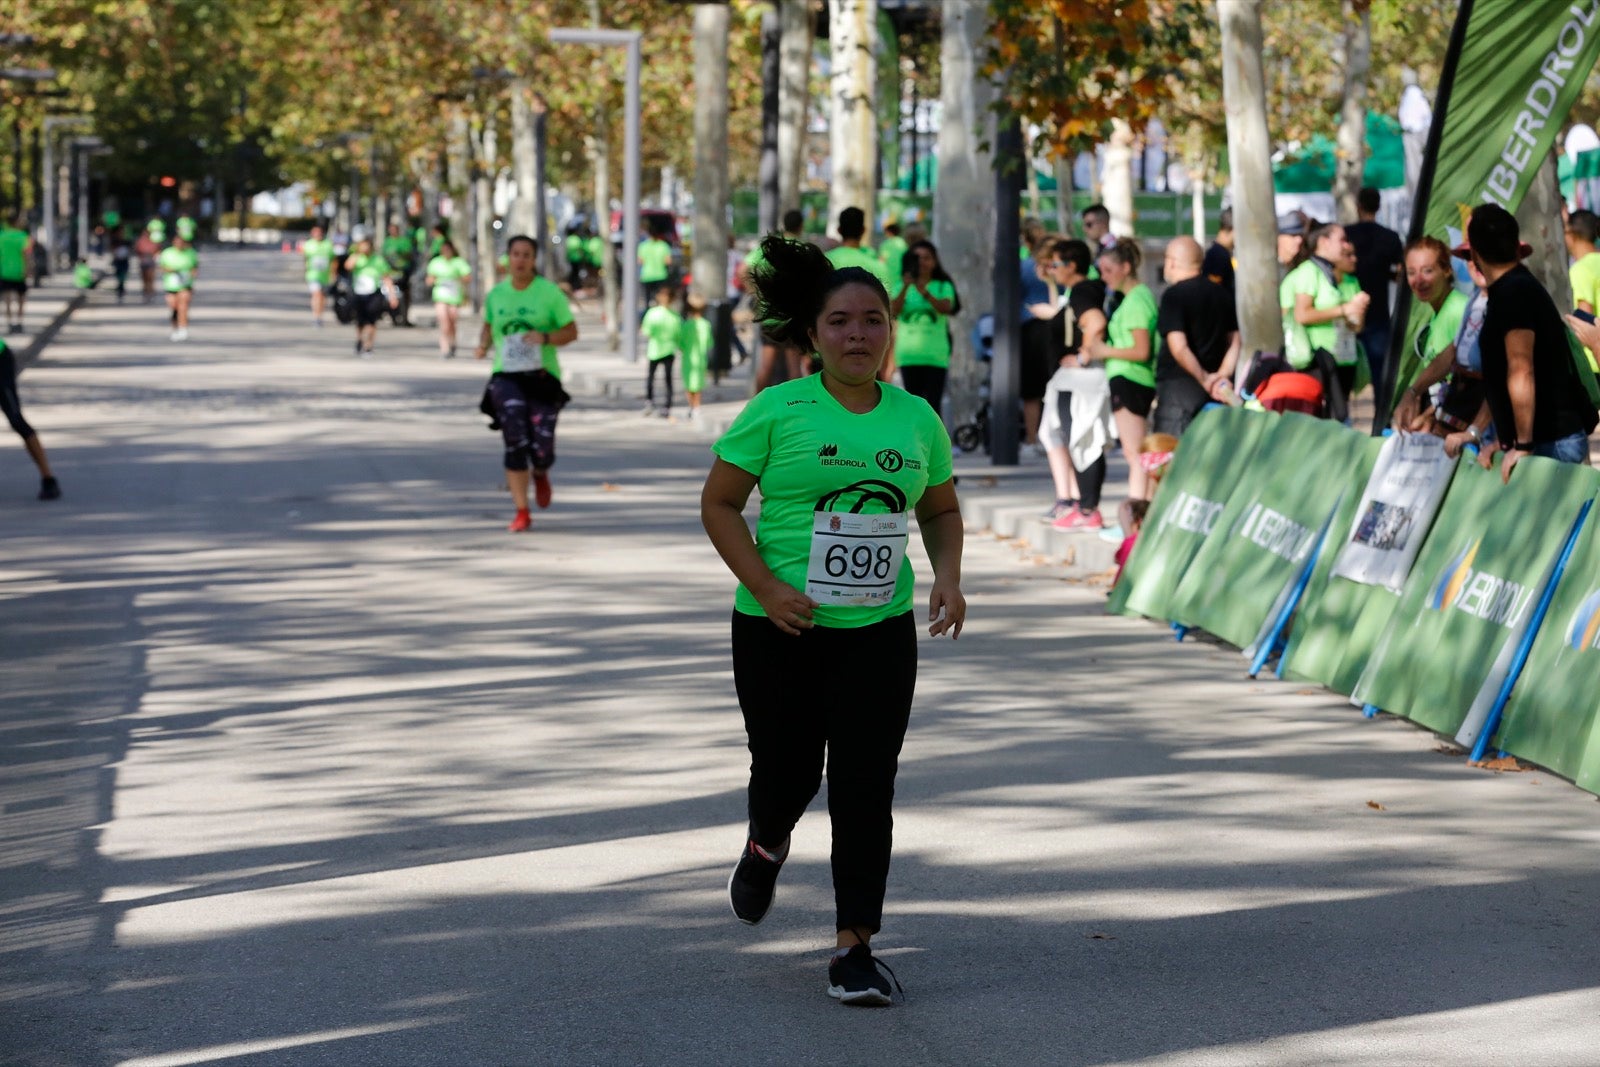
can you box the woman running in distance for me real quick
[701,234,966,1007]
[426,238,472,358]
[476,235,578,532]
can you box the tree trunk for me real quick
[759,4,781,234]
[1054,154,1074,234]
[511,81,537,238]
[1519,152,1571,310]
[447,105,471,236]
[591,110,619,350]
[473,112,498,309]
[692,2,731,302]
[1026,137,1041,219]
[1102,119,1135,240]
[1333,0,1371,222]
[533,96,549,274]
[828,0,877,236]
[1218,0,1283,361]
[778,0,813,216]
[933,0,995,429]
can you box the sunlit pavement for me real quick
[5,251,1600,1067]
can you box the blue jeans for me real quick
[1530,433,1591,465]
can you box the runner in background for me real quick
[702,233,964,1007]
[475,234,578,533]
[641,284,681,417]
[111,233,131,303]
[826,207,894,380]
[383,222,417,327]
[0,339,60,500]
[343,233,396,357]
[146,217,167,246]
[426,239,471,358]
[638,220,674,312]
[878,219,907,282]
[0,215,33,334]
[680,291,711,420]
[303,225,335,327]
[890,239,959,417]
[157,234,199,341]
[134,226,160,304]
[175,214,197,243]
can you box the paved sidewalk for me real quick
[6,251,1600,1066]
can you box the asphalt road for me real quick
[4,251,1600,1067]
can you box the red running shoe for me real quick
[533,471,552,509]
[507,509,532,533]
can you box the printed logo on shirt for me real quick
[875,448,904,473]
[816,480,909,514]
[787,398,818,406]
[818,443,838,457]
[818,444,867,469]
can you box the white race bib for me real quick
[353,274,378,296]
[805,511,908,607]
[501,331,542,372]
[310,256,330,273]
[433,279,461,303]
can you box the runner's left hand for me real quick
[927,582,966,639]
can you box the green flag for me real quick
[1351,458,1600,735]
[1392,0,1600,402]
[1166,415,1371,650]
[1108,407,1271,621]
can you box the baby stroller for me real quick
[952,313,993,454]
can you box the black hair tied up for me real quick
[746,232,890,352]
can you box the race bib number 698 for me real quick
[805,510,908,607]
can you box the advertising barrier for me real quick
[1114,405,1600,796]
[1108,407,1269,622]
[1167,414,1369,650]
[1350,459,1598,738]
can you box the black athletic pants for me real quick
[899,365,947,417]
[647,354,675,408]
[732,609,917,935]
[1055,387,1106,510]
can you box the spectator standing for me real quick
[1202,207,1235,291]
[1039,239,1110,529]
[1085,238,1159,500]
[1153,237,1240,437]
[1469,203,1599,479]
[1389,236,1473,439]
[1344,187,1405,386]
[890,239,960,417]
[1281,223,1369,416]
[878,219,908,282]
[1564,209,1600,371]
[827,207,895,380]
[1020,231,1056,448]
[1277,213,1307,270]
[1081,204,1115,250]
[0,215,33,334]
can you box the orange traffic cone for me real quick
[281,240,292,253]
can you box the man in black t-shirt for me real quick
[1468,204,1599,481]
[1153,237,1240,437]
[1344,187,1404,384]
[1201,207,1235,292]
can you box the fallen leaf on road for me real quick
[601,482,621,491]
[1366,800,1386,811]
[1433,744,1467,757]
[1469,755,1527,772]
[1086,932,1117,940]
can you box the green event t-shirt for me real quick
[0,227,28,281]
[1572,252,1600,311]
[638,238,673,284]
[1423,287,1470,362]
[303,237,335,283]
[1280,259,1363,369]
[713,372,954,629]
[482,275,574,377]
[879,235,908,283]
[425,256,471,306]
[642,304,683,361]
[825,245,892,289]
[584,235,605,268]
[1103,283,1158,387]
[383,234,416,264]
[565,235,583,262]
[892,278,956,369]
[175,217,196,241]
[346,252,392,296]
[157,246,198,292]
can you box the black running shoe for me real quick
[727,838,785,925]
[37,476,60,501]
[826,944,902,1007]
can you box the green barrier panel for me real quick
[1492,494,1600,792]
[1108,406,1271,621]
[1282,437,1431,695]
[1166,414,1370,650]
[1351,458,1600,736]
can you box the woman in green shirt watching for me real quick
[889,239,959,417]
[701,234,965,1007]
[425,239,472,358]
[1280,223,1370,414]
[1084,238,1158,499]
[1389,235,1476,438]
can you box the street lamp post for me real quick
[548,27,641,363]
[72,136,108,263]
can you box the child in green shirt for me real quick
[641,285,682,416]
[73,259,94,290]
[680,292,713,419]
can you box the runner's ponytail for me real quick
[747,232,890,352]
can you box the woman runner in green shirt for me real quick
[425,239,472,358]
[1084,238,1158,499]
[701,234,965,1008]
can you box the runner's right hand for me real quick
[753,581,818,636]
